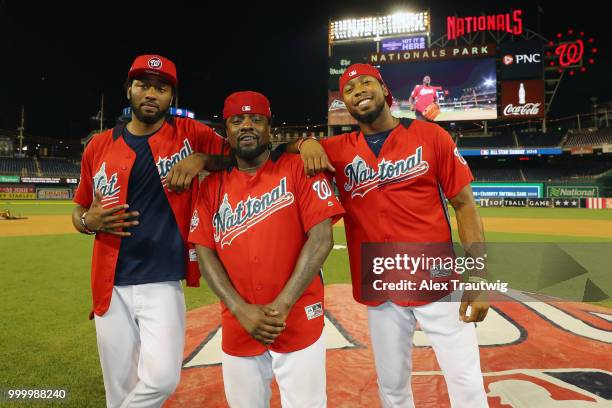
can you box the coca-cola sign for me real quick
[501,80,544,118]
[503,103,542,116]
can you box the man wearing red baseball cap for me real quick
[188,91,344,408]
[128,54,178,87]
[281,63,490,407]
[71,54,225,408]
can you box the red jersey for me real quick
[320,118,473,306]
[411,85,438,113]
[188,152,344,356]
[74,117,224,318]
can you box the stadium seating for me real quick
[456,131,516,148]
[38,158,80,176]
[0,157,37,176]
[516,132,564,147]
[563,128,612,147]
[470,166,522,181]
[0,157,80,177]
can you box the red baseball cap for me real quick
[128,54,177,86]
[223,91,272,119]
[339,63,393,107]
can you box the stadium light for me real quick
[483,78,495,88]
[330,11,429,42]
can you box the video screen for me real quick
[380,57,498,121]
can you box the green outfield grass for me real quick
[1,201,610,407]
[453,206,612,220]
[1,200,77,215]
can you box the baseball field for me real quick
[1,200,611,407]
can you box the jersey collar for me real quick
[112,116,175,141]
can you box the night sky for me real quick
[0,0,608,140]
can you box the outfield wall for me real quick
[0,185,74,200]
[471,182,606,200]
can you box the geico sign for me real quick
[503,103,541,116]
[503,53,541,65]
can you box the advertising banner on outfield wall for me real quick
[478,198,505,207]
[570,146,594,155]
[20,177,62,184]
[0,185,35,193]
[36,188,72,200]
[503,198,527,207]
[552,198,580,208]
[527,198,553,207]
[471,182,543,199]
[547,185,599,198]
[0,175,20,183]
[584,198,612,209]
[0,192,36,199]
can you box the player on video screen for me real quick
[409,75,442,120]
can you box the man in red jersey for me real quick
[72,54,224,408]
[188,91,344,407]
[286,64,490,407]
[408,75,441,121]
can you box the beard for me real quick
[130,99,168,124]
[232,140,269,161]
[351,100,385,124]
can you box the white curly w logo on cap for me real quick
[148,57,162,69]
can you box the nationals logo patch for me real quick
[213,177,294,247]
[343,147,429,198]
[92,162,120,207]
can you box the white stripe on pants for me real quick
[368,295,488,408]
[94,281,186,408]
[222,332,327,408]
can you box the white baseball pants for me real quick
[368,297,488,408]
[221,332,327,408]
[94,281,186,408]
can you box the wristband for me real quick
[80,212,96,235]
[297,136,317,152]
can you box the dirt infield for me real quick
[0,215,76,237]
[2,214,612,239]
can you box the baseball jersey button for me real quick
[256,284,263,291]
